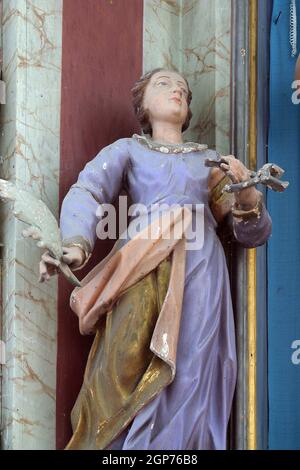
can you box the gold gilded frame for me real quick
[247,0,258,451]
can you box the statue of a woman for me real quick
[40,68,272,450]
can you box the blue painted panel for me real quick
[268,0,300,450]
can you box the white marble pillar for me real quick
[143,0,231,153]
[143,0,181,72]
[0,0,62,449]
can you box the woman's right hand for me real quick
[39,246,85,282]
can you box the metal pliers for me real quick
[205,154,289,193]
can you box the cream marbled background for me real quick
[143,0,231,154]
[0,0,62,449]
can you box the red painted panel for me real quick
[57,0,143,449]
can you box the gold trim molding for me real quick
[247,0,258,451]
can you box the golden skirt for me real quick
[66,258,172,450]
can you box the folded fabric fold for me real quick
[70,206,192,376]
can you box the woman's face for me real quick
[142,70,189,130]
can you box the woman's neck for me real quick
[151,123,183,144]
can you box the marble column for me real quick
[143,0,231,154]
[0,0,62,449]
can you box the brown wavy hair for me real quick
[131,68,193,136]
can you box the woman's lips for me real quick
[170,97,182,104]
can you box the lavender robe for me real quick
[60,136,272,450]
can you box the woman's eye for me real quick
[157,81,168,86]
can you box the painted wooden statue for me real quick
[1,68,284,450]
[36,68,276,450]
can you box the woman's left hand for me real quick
[220,155,260,210]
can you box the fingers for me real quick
[62,247,77,264]
[220,163,239,183]
[221,155,240,168]
[220,155,236,164]
[39,259,47,280]
[39,269,59,282]
[62,246,85,268]
[62,253,74,265]
[39,260,58,276]
[61,254,82,269]
[39,270,51,283]
[39,256,59,283]
[41,251,60,267]
[220,155,249,183]
[220,162,230,171]
[39,260,50,282]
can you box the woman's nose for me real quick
[171,85,182,96]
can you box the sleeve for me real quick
[60,138,130,264]
[230,192,272,248]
